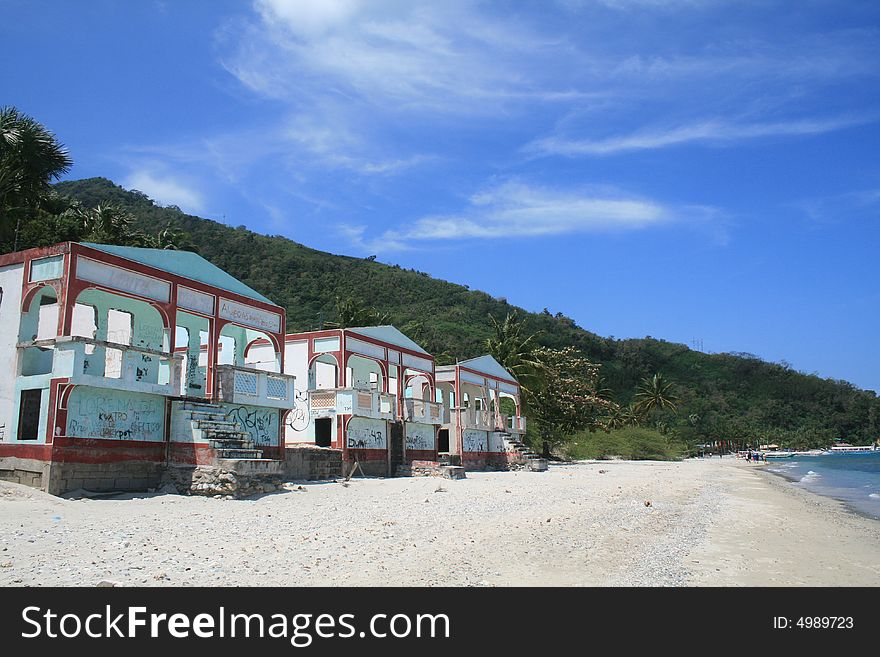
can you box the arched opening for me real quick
[346,354,383,392]
[309,353,340,389]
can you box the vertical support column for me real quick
[206,318,221,400]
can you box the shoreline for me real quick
[754,457,880,523]
[1,458,878,587]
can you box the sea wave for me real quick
[869,493,880,500]
[800,471,822,483]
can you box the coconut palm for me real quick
[1,106,73,249]
[485,311,544,407]
[77,203,135,244]
[156,222,198,251]
[327,296,390,329]
[633,373,679,415]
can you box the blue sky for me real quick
[3,0,879,391]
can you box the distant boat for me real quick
[827,445,879,454]
[763,451,796,459]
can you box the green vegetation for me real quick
[48,177,880,455]
[3,108,878,459]
[566,427,688,461]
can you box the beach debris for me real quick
[598,470,607,474]
[0,560,12,568]
[96,580,122,587]
[152,571,169,581]
[644,500,652,507]
[434,484,447,493]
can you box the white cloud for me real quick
[222,0,575,114]
[124,169,205,214]
[343,179,717,251]
[526,115,873,156]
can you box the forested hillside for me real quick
[43,177,879,449]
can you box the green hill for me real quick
[50,177,880,448]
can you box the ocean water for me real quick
[764,451,880,520]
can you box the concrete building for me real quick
[247,326,446,476]
[0,242,297,495]
[436,355,544,471]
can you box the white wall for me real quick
[283,340,313,444]
[0,264,24,440]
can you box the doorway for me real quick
[17,389,43,441]
[314,417,333,447]
[438,428,450,453]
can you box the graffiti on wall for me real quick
[463,429,488,453]
[66,389,164,441]
[347,417,387,450]
[224,405,279,446]
[284,388,311,432]
[405,423,435,451]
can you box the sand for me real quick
[0,458,878,587]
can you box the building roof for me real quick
[347,325,430,355]
[458,354,517,382]
[80,243,274,305]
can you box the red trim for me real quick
[405,449,437,462]
[458,364,519,388]
[0,243,68,268]
[0,443,53,460]
[71,243,283,314]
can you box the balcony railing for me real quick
[308,388,396,420]
[17,336,183,397]
[403,398,448,425]
[459,407,495,431]
[216,365,296,409]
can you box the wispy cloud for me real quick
[797,187,880,225]
[526,115,873,156]
[123,168,205,214]
[342,179,719,251]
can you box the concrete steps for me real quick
[502,435,548,472]
[183,400,263,460]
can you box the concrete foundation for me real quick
[162,460,285,498]
[284,446,343,481]
[397,460,466,479]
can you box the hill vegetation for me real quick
[3,105,877,456]
[42,177,879,453]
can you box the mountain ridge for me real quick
[52,177,880,446]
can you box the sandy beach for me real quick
[1,458,878,587]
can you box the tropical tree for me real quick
[633,373,679,416]
[326,296,390,329]
[529,346,616,456]
[1,106,73,250]
[155,222,198,251]
[485,311,544,409]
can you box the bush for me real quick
[565,427,686,461]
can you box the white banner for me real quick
[76,257,171,303]
[219,297,281,333]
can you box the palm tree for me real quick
[156,223,198,251]
[485,311,544,408]
[633,373,678,415]
[1,106,73,249]
[77,203,135,244]
[326,296,390,329]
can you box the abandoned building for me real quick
[0,241,541,496]
[0,241,297,495]
[436,356,545,471]
[247,326,446,476]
